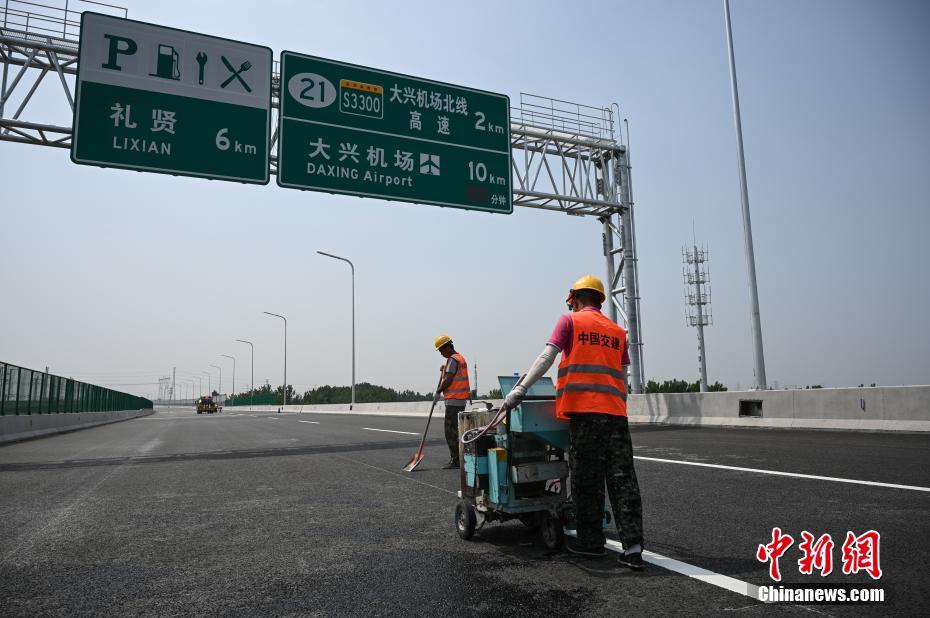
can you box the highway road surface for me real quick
[1,406,927,615]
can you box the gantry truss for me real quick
[0,2,645,392]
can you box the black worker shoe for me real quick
[618,551,645,570]
[565,538,607,558]
[441,460,459,470]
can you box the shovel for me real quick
[402,376,444,472]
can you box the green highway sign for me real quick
[277,52,512,214]
[71,13,272,184]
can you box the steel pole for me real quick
[221,355,236,404]
[724,0,767,389]
[210,364,222,396]
[317,252,356,409]
[617,151,643,395]
[623,119,646,390]
[263,313,287,406]
[236,340,254,409]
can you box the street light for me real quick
[210,364,222,396]
[220,354,236,404]
[724,0,766,389]
[235,339,254,409]
[318,251,355,410]
[202,371,211,396]
[263,312,287,406]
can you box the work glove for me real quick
[503,385,527,410]
[433,390,442,404]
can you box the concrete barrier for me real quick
[228,386,930,432]
[626,386,930,432]
[0,409,154,444]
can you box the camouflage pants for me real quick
[444,402,465,462]
[569,414,644,550]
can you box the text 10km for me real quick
[467,161,506,185]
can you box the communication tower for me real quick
[683,245,712,392]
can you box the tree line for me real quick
[228,379,735,405]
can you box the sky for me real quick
[2,0,929,399]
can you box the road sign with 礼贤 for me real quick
[71,13,272,184]
[277,52,512,214]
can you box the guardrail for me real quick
[0,361,152,415]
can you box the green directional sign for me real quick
[277,52,512,214]
[71,13,272,184]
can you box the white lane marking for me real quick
[334,454,456,496]
[565,530,760,601]
[268,417,279,421]
[634,456,930,493]
[362,427,419,436]
[338,451,773,606]
[298,420,319,424]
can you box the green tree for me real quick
[645,379,727,393]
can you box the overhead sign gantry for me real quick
[0,5,644,392]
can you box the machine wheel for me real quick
[519,513,540,531]
[455,500,477,540]
[539,511,565,550]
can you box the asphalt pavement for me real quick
[0,406,927,616]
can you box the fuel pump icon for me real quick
[150,44,180,80]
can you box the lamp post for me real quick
[263,312,287,406]
[202,371,211,396]
[317,251,355,410]
[235,339,254,409]
[210,364,222,396]
[221,354,236,404]
[724,0,767,389]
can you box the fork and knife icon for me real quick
[219,55,252,92]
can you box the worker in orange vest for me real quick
[503,275,644,569]
[434,335,471,469]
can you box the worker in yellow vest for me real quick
[502,275,644,569]
[434,335,470,469]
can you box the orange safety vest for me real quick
[555,310,628,420]
[443,353,471,400]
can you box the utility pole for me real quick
[221,354,236,403]
[263,312,288,406]
[236,339,254,409]
[317,251,356,410]
[172,367,176,402]
[210,364,222,396]
[724,0,767,389]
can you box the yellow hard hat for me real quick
[568,275,606,302]
[434,334,452,350]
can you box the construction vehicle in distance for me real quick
[196,396,217,414]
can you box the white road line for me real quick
[343,451,772,606]
[634,455,930,493]
[298,420,319,424]
[566,531,761,601]
[268,418,279,421]
[334,454,457,496]
[363,427,419,436]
